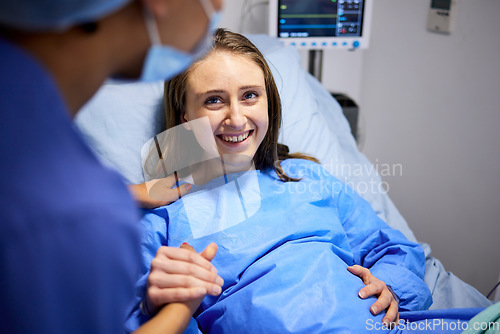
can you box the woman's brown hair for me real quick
[162,28,318,182]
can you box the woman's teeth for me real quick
[220,131,250,143]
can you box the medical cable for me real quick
[486,280,500,300]
[153,135,182,200]
[220,156,229,185]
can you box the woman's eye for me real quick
[205,96,222,105]
[243,92,258,100]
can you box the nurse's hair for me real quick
[163,28,318,182]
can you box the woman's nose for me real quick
[226,104,246,129]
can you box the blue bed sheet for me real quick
[182,308,486,333]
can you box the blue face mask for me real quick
[140,0,221,83]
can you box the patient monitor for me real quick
[268,0,373,50]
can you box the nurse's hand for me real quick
[144,243,223,316]
[128,176,192,209]
[347,265,399,328]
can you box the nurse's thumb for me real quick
[200,243,218,262]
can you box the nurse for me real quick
[0,0,223,333]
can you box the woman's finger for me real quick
[148,180,192,202]
[382,299,399,327]
[357,278,385,299]
[147,174,177,190]
[347,265,372,284]
[179,242,220,273]
[148,285,208,307]
[156,246,216,273]
[129,178,191,209]
[369,288,393,315]
[175,183,193,198]
[179,242,196,252]
[151,256,222,286]
[148,272,222,296]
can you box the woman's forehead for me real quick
[187,51,265,91]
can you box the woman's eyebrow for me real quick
[196,89,225,99]
[239,85,264,90]
[196,85,264,99]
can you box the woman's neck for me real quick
[190,156,255,185]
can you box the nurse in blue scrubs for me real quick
[0,0,224,333]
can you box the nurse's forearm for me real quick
[133,301,199,334]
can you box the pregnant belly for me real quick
[197,242,389,334]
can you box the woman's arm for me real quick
[336,182,433,312]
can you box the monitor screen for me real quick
[430,0,451,10]
[268,0,372,49]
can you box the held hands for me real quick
[144,243,224,316]
[347,265,399,328]
[128,175,192,209]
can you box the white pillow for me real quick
[75,80,164,185]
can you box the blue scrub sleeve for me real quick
[125,209,168,332]
[125,208,203,333]
[337,183,433,311]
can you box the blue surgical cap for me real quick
[0,0,133,31]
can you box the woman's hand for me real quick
[347,265,399,328]
[128,176,192,209]
[144,243,224,316]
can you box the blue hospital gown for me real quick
[127,159,432,333]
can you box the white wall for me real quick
[221,0,500,296]
[359,0,500,296]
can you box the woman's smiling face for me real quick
[183,51,269,172]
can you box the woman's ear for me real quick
[181,112,192,130]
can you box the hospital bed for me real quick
[75,34,492,310]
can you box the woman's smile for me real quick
[217,130,253,145]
